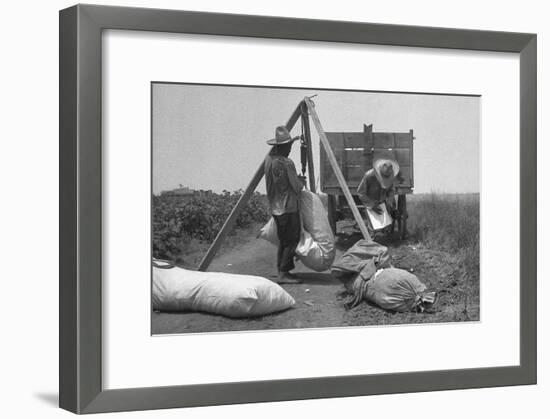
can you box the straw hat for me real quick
[266,126,300,146]
[373,158,400,189]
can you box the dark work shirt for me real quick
[264,153,303,215]
[357,169,395,209]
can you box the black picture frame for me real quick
[59,4,537,414]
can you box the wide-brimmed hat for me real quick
[266,126,300,146]
[373,158,400,189]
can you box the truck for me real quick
[320,124,414,239]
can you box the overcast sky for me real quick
[152,83,480,195]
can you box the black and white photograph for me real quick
[151,83,480,334]
[2,0,543,416]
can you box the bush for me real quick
[407,192,480,281]
[152,190,269,261]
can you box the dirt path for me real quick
[152,227,479,334]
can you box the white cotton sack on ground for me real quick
[152,266,295,318]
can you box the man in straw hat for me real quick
[357,158,400,232]
[264,126,306,284]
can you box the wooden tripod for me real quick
[197,97,371,272]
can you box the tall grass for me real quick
[407,193,480,281]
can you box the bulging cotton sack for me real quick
[152,266,295,318]
[258,217,278,246]
[295,229,330,272]
[299,190,335,264]
[364,268,432,312]
[258,190,336,272]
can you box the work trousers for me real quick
[273,211,301,273]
